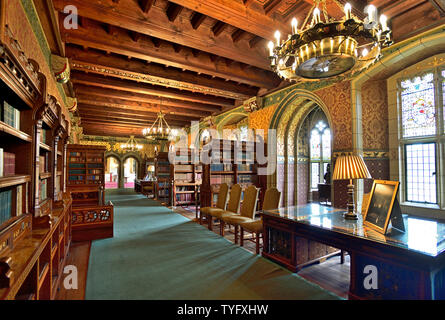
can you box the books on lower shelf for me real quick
[39,154,49,174]
[39,179,47,201]
[16,185,23,216]
[0,189,12,226]
[0,149,16,177]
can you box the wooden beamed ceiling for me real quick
[53,0,445,137]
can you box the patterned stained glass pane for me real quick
[311,163,320,190]
[401,73,436,138]
[310,129,321,160]
[322,129,331,160]
[405,143,436,204]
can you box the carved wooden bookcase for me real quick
[67,144,114,241]
[0,13,72,300]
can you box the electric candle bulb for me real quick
[314,8,321,24]
[367,5,376,23]
[274,30,281,46]
[344,3,352,20]
[291,18,298,35]
[268,41,274,56]
[362,48,369,57]
[380,14,388,31]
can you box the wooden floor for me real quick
[56,241,91,300]
[61,202,350,300]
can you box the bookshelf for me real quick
[66,145,106,206]
[200,139,267,209]
[171,148,201,208]
[0,22,72,300]
[154,151,171,203]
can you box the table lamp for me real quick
[332,154,371,220]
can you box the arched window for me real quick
[398,69,445,205]
[310,120,331,190]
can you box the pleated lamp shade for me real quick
[332,154,371,180]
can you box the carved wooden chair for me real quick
[240,187,281,254]
[207,184,242,234]
[199,183,229,225]
[221,185,260,244]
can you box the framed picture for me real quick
[363,180,400,234]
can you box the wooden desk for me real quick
[261,204,445,300]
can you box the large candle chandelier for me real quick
[268,0,392,81]
[142,111,172,142]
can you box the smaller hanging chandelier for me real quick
[142,111,173,142]
[121,135,143,151]
[268,0,393,81]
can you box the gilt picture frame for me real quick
[363,180,400,234]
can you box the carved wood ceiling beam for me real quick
[54,0,270,70]
[166,0,289,38]
[76,96,211,118]
[138,0,155,13]
[74,87,219,114]
[70,71,233,108]
[60,22,279,89]
[78,112,192,127]
[77,104,201,121]
[67,46,256,100]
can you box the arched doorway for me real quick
[123,157,138,188]
[105,156,120,189]
[269,89,334,207]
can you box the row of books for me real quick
[87,175,102,181]
[39,154,49,174]
[69,152,83,157]
[39,179,47,201]
[40,128,47,145]
[88,163,103,168]
[174,173,194,181]
[0,189,12,226]
[86,157,103,163]
[69,163,85,168]
[69,157,85,162]
[175,164,194,171]
[175,193,195,204]
[238,175,256,183]
[88,169,103,174]
[210,175,234,185]
[238,164,255,171]
[0,149,15,176]
[1,101,20,130]
[69,169,86,175]
[210,163,232,171]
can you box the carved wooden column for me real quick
[34,119,43,216]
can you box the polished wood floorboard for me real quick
[56,241,91,300]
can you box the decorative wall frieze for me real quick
[242,96,263,113]
[71,62,248,100]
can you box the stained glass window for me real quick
[400,73,436,138]
[309,120,331,190]
[311,163,320,190]
[310,129,321,160]
[322,129,331,160]
[405,143,436,204]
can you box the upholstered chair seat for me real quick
[221,185,259,243]
[207,184,242,233]
[239,187,281,254]
[199,183,229,225]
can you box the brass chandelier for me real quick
[142,111,172,142]
[268,0,392,81]
[121,135,143,151]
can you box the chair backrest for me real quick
[226,184,242,213]
[262,187,281,211]
[240,185,260,219]
[215,183,229,210]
